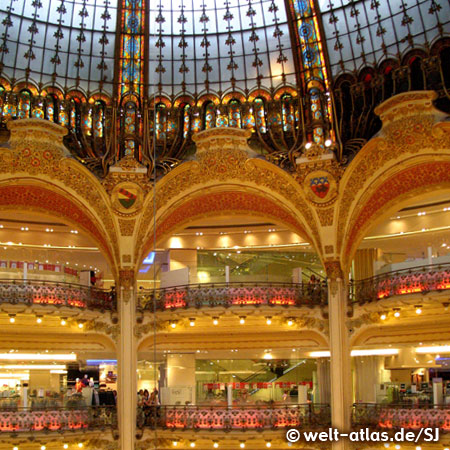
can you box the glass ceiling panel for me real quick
[0,0,118,95]
[317,0,450,76]
[148,0,296,97]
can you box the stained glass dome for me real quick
[0,0,117,94]
[0,0,449,177]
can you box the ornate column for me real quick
[117,269,137,450]
[326,261,352,450]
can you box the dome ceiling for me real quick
[148,0,295,97]
[318,0,449,76]
[0,0,117,94]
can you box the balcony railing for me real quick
[0,406,117,433]
[350,264,450,305]
[353,403,450,432]
[138,282,328,311]
[139,404,330,430]
[0,279,116,311]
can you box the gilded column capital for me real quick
[324,260,343,281]
[118,268,136,304]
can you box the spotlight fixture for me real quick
[13,447,19,450]
[393,309,400,318]
[380,313,387,321]
[189,318,195,327]
[172,440,178,447]
[213,317,219,326]
[9,314,15,324]
[266,317,272,325]
[78,322,84,329]
[266,441,272,448]
[305,142,312,150]
[36,316,43,324]
[61,318,67,326]
[240,442,246,449]
[324,139,332,147]
[41,446,46,450]
[170,320,177,329]
[415,305,422,315]
[64,445,69,449]
[287,318,294,326]
[239,316,246,325]
[213,442,219,448]
[190,441,196,448]
[78,444,83,449]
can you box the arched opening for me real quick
[345,167,450,407]
[0,202,118,418]
[136,202,328,423]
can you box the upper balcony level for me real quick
[0,263,448,316]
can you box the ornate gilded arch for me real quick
[336,91,450,272]
[134,128,322,270]
[0,119,121,278]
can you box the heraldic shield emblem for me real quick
[112,182,143,214]
[304,170,338,205]
[118,187,138,209]
[310,176,330,199]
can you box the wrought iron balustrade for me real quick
[0,406,117,433]
[138,282,328,312]
[353,403,450,432]
[0,279,116,311]
[350,264,450,305]
[139,403,330,430]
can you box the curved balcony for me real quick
[351,264,450,305]
[0,279,116,312]
[139,404,330,430]
[137,282,328,312]
[353,403,450,432]
[0,406,117,433]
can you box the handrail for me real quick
[0,278,116,311]
[354,263,450,284]
[0,278,112,291]
[350,263,450,304]
[138,281,328,311]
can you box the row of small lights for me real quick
[379,303,449,320]
[170,316,296,328]
[3,224,79,234]
[178,228,280,237]
[7,314,84,328]
[12,444,84,450]
[3,242,88,250]
[172,440,273,448]
[390,206,450,220]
